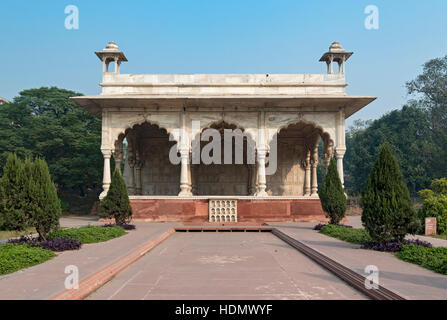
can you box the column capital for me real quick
[135,160,144,170]
[335,147,346,158]
[256,146,268,157]
[179,147,190,158]
[101,149,112,158]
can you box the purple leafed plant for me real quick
[102,223,136,230]
[313,223,326,230]
[38,238,82,252]
[8,236,82,252]
[8,236,39,246]
[362,239,432,252]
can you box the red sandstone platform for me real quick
[130,198,326,222]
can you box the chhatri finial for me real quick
[319,41,353,74]
[95,41,128,73]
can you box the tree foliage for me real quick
[361,144,420,242]
[345,105,435,196]
[98,169,132,225]
[0,87,102,196]
[28,158,61,240]
[345,55,447,196]
[0,154,29,231]
[319,158,346,224]
[418,178,447,235]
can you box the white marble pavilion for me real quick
[73,41,375,222]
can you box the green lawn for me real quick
[0,243,55,275]
[397,244,447,275]
[48,225,127,244]
[0,228,36,240]
[319,224,372,244]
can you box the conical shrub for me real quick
[361,143,419,242]
[28,158,61,240]
[319,158,347,224]
[0,154,28,231]
[99,168,132,225]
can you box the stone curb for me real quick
[51,228,175,300]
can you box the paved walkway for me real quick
[347,215,447,247]
[271,220,447,300]
[59,215,102,228]
[0,221,177,300]
[87,232,366,300]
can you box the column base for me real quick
[254,190,268,197]
[99,190,109,200]
[178,190,193,197]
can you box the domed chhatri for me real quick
[103,41,119,52]
[319,41,353,74]
[95,41,128,73]
[329,41,346,53]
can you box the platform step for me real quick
[175,226,273,232]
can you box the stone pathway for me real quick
[270,221,447,300]
[0,221,177,300]
[87,232,366,300]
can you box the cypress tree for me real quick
[0,154,28,231]
[99,168,132,225]
[319,158,347,224]
[28,158,61,240]
[361,143,419,242]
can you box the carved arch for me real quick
[110,118,180,150]
[191,120,256,145]
[267,119,334,155]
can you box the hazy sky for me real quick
[1,0,446,126]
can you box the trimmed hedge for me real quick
[0,243,55,275]
[48,225,126,244]
[396,244,447,275]
[319,224,372,245]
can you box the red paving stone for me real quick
[0,222,177,300]
[270,221,447,300]
[87,233,367,300]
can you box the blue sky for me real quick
[1,0,447,126]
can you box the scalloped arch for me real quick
[191,119,256,143]
[112,118,180,146]
[270,119,334,146]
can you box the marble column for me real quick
[178,148,192,196]
[323,140,334,173]
[255,147,268,197]
[135,161,143,195]
[128,157,136,195]
[134,146,143,195]
[99,149,112,200]
[190,164,196,195]
[113,140,123,173]
[304,150,311,196]
[311,145,319,196]
[248,164,257,195]
[336,147,346,189]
